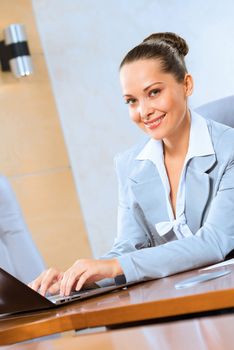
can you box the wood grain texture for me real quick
[0,265,234,345]
[2,314,234,350]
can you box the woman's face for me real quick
[120,59,193,142]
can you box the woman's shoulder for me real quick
[206,118,234,159]
[114,137,149,170]
[206,116,234,135]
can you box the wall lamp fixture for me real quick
[0,24,33,78]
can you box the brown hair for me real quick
[120,32,189,82]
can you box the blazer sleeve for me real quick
[115,155,234,283]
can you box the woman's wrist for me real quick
[110,258,123,277]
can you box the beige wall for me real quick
[0,0,91,270]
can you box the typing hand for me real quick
[60,258,123,296]
[28,268,64,296]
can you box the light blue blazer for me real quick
[103,115,234,283]
[0,176,45,283]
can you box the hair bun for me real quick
[143,32,189,57]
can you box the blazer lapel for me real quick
[185,154,216,233]
[129,154,216,236]
[129,159,169,225]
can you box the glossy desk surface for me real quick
[1,264,234,345]
[2,314,234,350]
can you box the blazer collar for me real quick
[129,160,170,225]
[128,112,217,232]
[128,152,216,233]
[135,111,215,168]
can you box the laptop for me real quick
[0,267,131,316]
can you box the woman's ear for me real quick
[184,74,193,97]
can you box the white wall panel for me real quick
[33,0,234,256]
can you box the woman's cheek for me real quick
[130,112,140,124]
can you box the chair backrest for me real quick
[195,95,234,128]
[196,95,234,261]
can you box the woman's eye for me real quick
[149,89,160,97]
[125,98,136,105]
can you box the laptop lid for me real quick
[0,267,55,315]
[0,268,129,316]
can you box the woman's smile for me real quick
[144,113,166,130]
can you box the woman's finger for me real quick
[75,271,91,292]
[64,270,80,296]
[60,265,82,296]
[28,271,46,292]
[39,268,61,296]
[48,281,61,295]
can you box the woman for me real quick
[30,32,234,297]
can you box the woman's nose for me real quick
[138,100,154,120]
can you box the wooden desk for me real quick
[1,264,234,345]
[2,314,234,350]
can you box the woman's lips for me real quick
[144,113,166,130]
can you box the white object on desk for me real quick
[201,259,234,271]
[174,270,231,289]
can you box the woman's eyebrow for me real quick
[123,82,164,97]
[143,81,163,92]
[123,94,134,97]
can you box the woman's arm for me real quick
[29,152,149,294]
[116,158,234,283]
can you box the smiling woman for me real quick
[119,35,193,217]
[120,59,192,143]
[29,32,234,297]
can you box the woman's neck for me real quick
[163,110,191,159]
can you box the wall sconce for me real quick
[0,24,33,78]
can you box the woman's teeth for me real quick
[145,114,166,128]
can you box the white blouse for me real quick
[136,110,215,240]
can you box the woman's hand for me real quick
[60,258,123,296]
[28,258,123,297]
[28,268,64,296]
